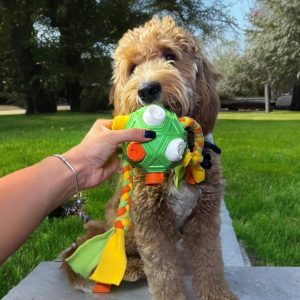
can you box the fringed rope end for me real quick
[65,160,133,288]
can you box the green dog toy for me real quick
[66,104,205,293]
[113,104,196,185]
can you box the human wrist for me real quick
[63,147,88,191]
[37,157,76,212]
[53,154,82,195]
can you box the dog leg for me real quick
[182,199,237,300]
[131,188,187,299]
[135,223,188,300]
[123,256,145,281]
[123,226,145,282]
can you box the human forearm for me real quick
[0,157,75,263]
[0,120,154,264]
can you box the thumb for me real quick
[110,129,156,145]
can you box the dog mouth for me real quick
[137,98,184,118]
[135,79,191,117]
[163,100,186,117]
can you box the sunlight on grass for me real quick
[218,110,300,120]
[214,111,300,266]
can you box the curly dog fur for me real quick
[63,16,237,300]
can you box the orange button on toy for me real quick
[127,142,146,162]
[145,172,165,185]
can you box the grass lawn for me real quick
[215,111,300,266]
[0,110,299,297]
[0,112,117,298]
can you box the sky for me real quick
[227,0,255,40]
[34,1,255,48]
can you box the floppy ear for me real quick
[109,84,115,107]
[194,53,221,136]
[109,84,122,116]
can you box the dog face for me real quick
[110,16,220,135]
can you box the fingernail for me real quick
[144,130,156,139]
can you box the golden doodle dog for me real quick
[64,16,237,300]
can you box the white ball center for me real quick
[165,138,186,162]
[142,105,166,126]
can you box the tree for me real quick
[246,0,300,102]
[0,0,236,113]
[139,0,236,40]
[210,39,264,99]
[0,0,57,113]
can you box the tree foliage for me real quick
[0,0,235,113]
[246,0,300,94]
[211,40,263,99]
[211,0,299,102]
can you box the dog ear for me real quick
[194,53,221,136]
[109,84,119,115]
[109,84,115,106]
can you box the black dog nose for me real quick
[138,81,161,103]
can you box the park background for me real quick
[0,0,299,297]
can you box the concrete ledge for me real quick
[220,201,247,267]
[4,262,300,300]
[4,201,299,299]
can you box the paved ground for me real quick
[0,105,70,115]
[4,202,300,300]
[4,262,300,300]
[2,202,253,300]
[0,105,25,115]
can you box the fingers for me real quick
[99,155,122,183]
[87,119,156,148]
[96,119,113,130]
[109,128,156,145]
[82,119,112,141]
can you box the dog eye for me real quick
[164,52,176,62]
[129,64,137,75]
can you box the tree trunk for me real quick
[290,85,300,111]
[67,80,82,112]
[34,79,57,113]
[36,95,57,113]
[25,79,57,114]
[26,97,36,114]
[264,83,270,113]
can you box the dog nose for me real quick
[138,81,161,103]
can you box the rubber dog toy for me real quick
[113,104,195,184]
[65,104,205,293]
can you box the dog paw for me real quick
[152,293,188,300]
[123,257,145,282]
[201,288,238,300]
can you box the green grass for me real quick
[214,111,300,266]
[0,112,117,298]
[0,110,300,297]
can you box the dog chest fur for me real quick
[167,181,201,229]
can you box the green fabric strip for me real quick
[66,228,115,279]
[119,200,128,208]
[174,164,186,189]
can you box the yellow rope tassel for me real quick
[89,162,132,285]
[65,161,132,286]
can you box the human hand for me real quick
[64,119,155,190]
